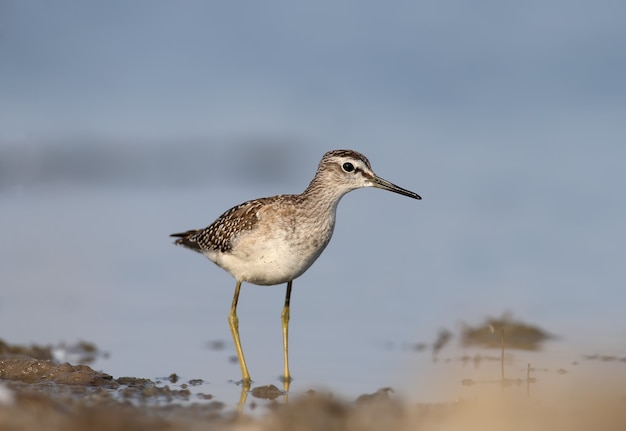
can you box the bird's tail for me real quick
[170,229,199,245]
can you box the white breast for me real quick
[204,215,335,286]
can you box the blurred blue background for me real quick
[1,0,625,403]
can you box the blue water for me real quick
[1,140,625,410]
[2,0,626,413]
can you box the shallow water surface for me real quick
[1,180,625,410]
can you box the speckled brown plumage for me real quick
[170,150,374,256]
[171,197,284,253]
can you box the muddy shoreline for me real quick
[1,339,625,430]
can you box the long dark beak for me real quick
[372,176,421,200]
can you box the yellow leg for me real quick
[237,380,251,413]
[281,281,293,388]
[228,281,251,384]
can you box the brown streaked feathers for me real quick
[171,196,293,253]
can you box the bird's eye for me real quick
[342,162,355,172]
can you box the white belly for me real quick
[204,225,332,286]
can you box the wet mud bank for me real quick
[1,339,625,431]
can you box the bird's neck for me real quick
[297,176,345,243]
[300,174,349,214]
